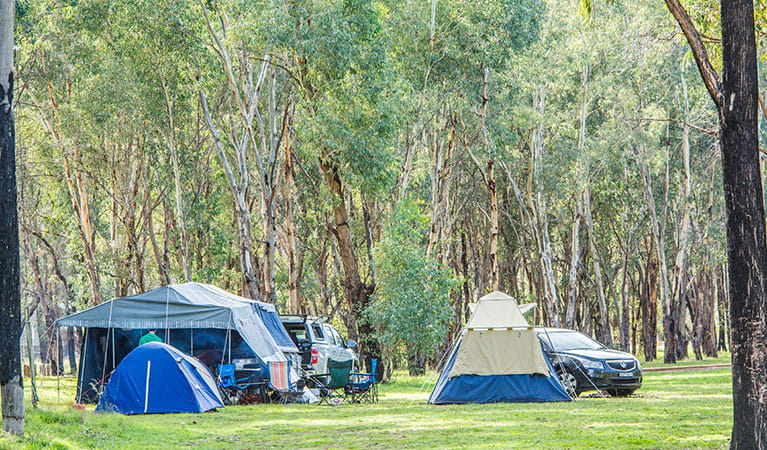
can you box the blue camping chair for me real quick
[217,363,266,405]
[348,358,378,403]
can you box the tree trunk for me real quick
[636,147,673,362]
[144,169,170,285]
[199,91,262,300]
[640,236,658,361]
[583,188,612,347]
[720,1,767,444]
[283,111,301,314]
[0,5,24,430]
[318,152,377,363]
[487,160,499,291]
[565,200,582,329]
[670,97,693,362]
[160,71,192,282]
[619,253,631,352]
[29,89,103,305]
[717,265,729,352]
[426,115,455,265]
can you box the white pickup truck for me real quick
[280,315,358,375]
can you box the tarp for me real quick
[429,291,571,404]
[58,282,297,357]
[96,342,224,414]
[57,282,298,402]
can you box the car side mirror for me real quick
[346,339,357,349]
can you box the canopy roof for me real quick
[57,282,297,360]
[465,291,530,329]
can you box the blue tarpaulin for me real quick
[254,303,295,350]
[96,342,224,414]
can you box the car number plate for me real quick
[619,372,634,377]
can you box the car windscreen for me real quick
[540,331,604,351]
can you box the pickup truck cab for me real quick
[280,315,358,374]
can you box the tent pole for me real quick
[76,327,88,404]
[164,287,170,345]
[103,300,115,387]
[56,325,61,405]
[25,309,39,408]
[111,327,116,369]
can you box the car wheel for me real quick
[609,389,636,397]
[557,368,578,398]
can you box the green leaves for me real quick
[366,200,460,359]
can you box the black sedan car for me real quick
[535,328,642,398]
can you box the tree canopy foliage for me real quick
[11,0,767,374]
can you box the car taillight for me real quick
[311,348,318,364]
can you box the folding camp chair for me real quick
[310,359,378,405]
[217,363,267,405]
[347,359,378,404]
[267,361,305,404]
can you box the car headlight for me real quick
[574,357,603,370]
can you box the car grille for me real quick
[611,377,640,385]
[606,360,636,371]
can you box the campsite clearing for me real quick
[1,364,731,449]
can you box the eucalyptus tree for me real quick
[198,0,293,304]
[0,0,24,436]
[662,0,767,443]
[367,199,457,375]
[275,0,400,362]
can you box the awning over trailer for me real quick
[57,282,297,360]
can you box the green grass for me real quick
[638,349,731,368]
[1,369,732,449]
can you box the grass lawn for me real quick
[639,351,731,369]
[0,367,732,449]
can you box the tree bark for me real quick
[160,71,192,282]
[719,0,767,444]
[0,2,24,430]
[665,0,767,443]
[640,236,658,361]
[318,152,377,367]
[426,115,455,265]
[583,188,612,347]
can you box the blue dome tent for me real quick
[429,292,572,404]
[97,342,224,414]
